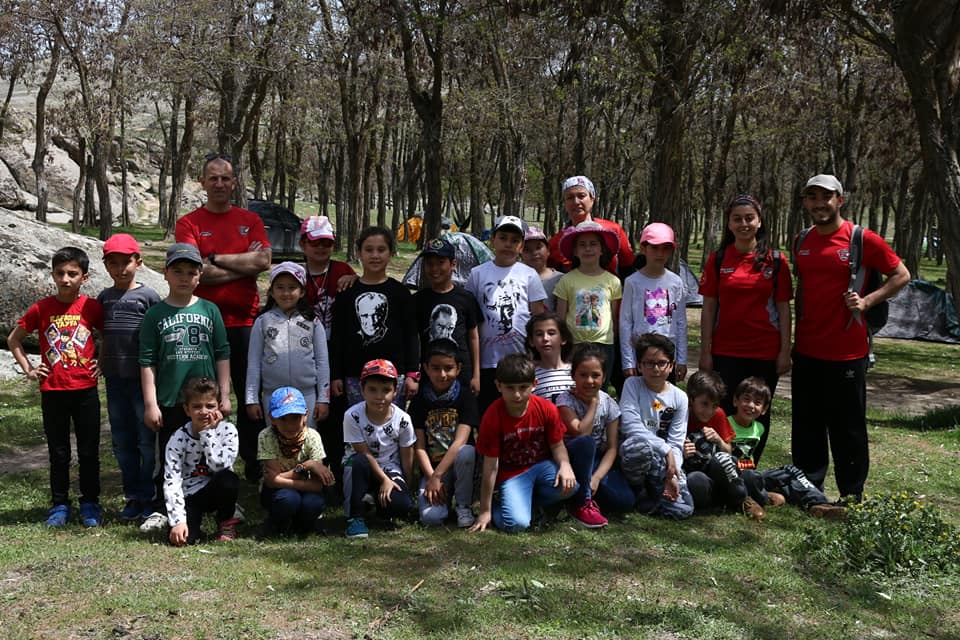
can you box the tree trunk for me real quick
[120,105,130,227]
[167,94,195,237]
[32,40,62,224]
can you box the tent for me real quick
[397,215,459,243]
[679,259,703,307]
[875,279,960,343]
[402,231,494,289]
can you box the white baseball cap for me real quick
[804,174,843,196]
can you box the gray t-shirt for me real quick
[97,284,161,379]
[556,389,621,447]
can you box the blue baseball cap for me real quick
[419,237,456,260]
[269,386,307,418]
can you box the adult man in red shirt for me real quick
[792,174,909,502]
[547,176,635,277]
[175,154,272,480]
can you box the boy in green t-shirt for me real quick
[138,243,231,533]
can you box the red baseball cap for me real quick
[360,359,399,381]
[102,233,141,257]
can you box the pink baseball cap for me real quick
[639,222,676,247]
[301,215,335,241]
[102,233,141,257]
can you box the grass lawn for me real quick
[4,222,959,639]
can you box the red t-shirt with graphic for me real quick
[794,220,901,361]
[687,406,735,442]
[18,295,103,391]
[699,249,792,360]
[175,206,271,327]
[476,394,566,483]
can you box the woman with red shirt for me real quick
[697,195,792,464]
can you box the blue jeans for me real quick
[260,486,326,532]
[494,459,579,532]
[105,377,155,504]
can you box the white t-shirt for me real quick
[534,365,574,403]
[466,260,547,368]
[343,401,416,469]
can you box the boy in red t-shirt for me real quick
[471,353,586,533]
[8,247,104,528]
[682,371,770,520]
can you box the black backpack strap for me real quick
[847,224,867,328]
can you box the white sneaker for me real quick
[455,505,475,528]
[139,512,169,533]
[233,504,246,523]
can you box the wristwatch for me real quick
[208,252,218,267]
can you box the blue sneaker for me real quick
[120,500,142,521]
[79,502,102,528]
[45,505,70,527]
[345,517,368,539]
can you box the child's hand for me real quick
[145,405,163,432]
[169,523,189,546]
[25,363,50,382]
[589,474,601,496]
[89,359,101,378]
[683,440,696,459]
[403,376,419,399]
[554,462,576,495]
[469,510,492,532]
[336,274,359,292]
[246,404,262,420]
[675,364,688,381]
[331,380,344,397]
[702,427,721,445]
[663,474,680,502]
[470,375,481,396]
[309,462,336,486]
[424,474,446,505]
[313,402,329,423]
[379,478,402,507]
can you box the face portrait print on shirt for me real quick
[644,287,673,327]
[429,304,457,341]
[574,288,604,329]
[355,291,388,346]
[481,278,524,335]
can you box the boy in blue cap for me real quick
[258,386,336,537]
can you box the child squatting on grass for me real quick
[258,386,336,538]
[8,246,104,528]
[470,352,601,532]
[163,377,240,546]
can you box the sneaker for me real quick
[216,517,241,541]
[120,500,142,521]
[741,497,766,521]
[455,505,475,528]
[810,503,848,521]
[232,504,246,523]
[766,492,786,508]
[568,499,608,528]
[44,505,70,528]
[139,512,169,533]
[79,502,102,527]
[345,517,369,539]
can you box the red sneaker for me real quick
[568,499,608,528]
[216,517,241,541]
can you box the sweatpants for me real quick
[619,435,694,519]
[183,469,239,544]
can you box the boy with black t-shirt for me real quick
[409,339,480,528]
[413,238,482,394]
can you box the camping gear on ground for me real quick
[402,231,494,289]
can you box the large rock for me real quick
[0,207,167,346]
[0,157,24,207]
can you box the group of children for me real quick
[8,210,843,544]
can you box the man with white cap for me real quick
[792,174,909,503]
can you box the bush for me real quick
[798,492,960,577]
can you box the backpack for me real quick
[792,224,888,333]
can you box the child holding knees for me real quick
[258,386,336,537]
[246,262,330,429]
[409,339,480,528]
[164,377,240,546]
[470,353,598,532]
[557,344,634,514]
[526,312,574,403]
[620,223,688,382]
[618,333,694,519]
[682,370,767,520]
[342,359,417,538]
[553,221,623,384]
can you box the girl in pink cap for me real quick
[619,222,688,382]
